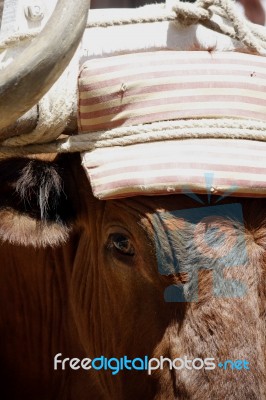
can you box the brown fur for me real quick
[0,154,265,399]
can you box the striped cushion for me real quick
[79,50,266,199]
[82,139,266,200]
[78,51,266,132]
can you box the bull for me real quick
[0,0,265,399]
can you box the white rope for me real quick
[0,31,38,50]
[2,1,266,51]
[87,0,266,53]
[1,49,79,147]
[0,118,266,157]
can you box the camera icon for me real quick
[153,203,248,302]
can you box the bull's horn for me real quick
[0,0,90,131]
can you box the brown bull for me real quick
[0,0,266,398]
[0,154,265,400]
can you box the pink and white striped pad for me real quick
[78,51,266,132]
[78,50,266,200]
[82,139,266,200]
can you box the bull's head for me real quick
[0,1,266,400]
[0,152,265,400]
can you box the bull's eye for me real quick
[108,233,135,257]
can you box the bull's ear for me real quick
[0,157,76,247]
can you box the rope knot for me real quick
[172,0,214,26]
